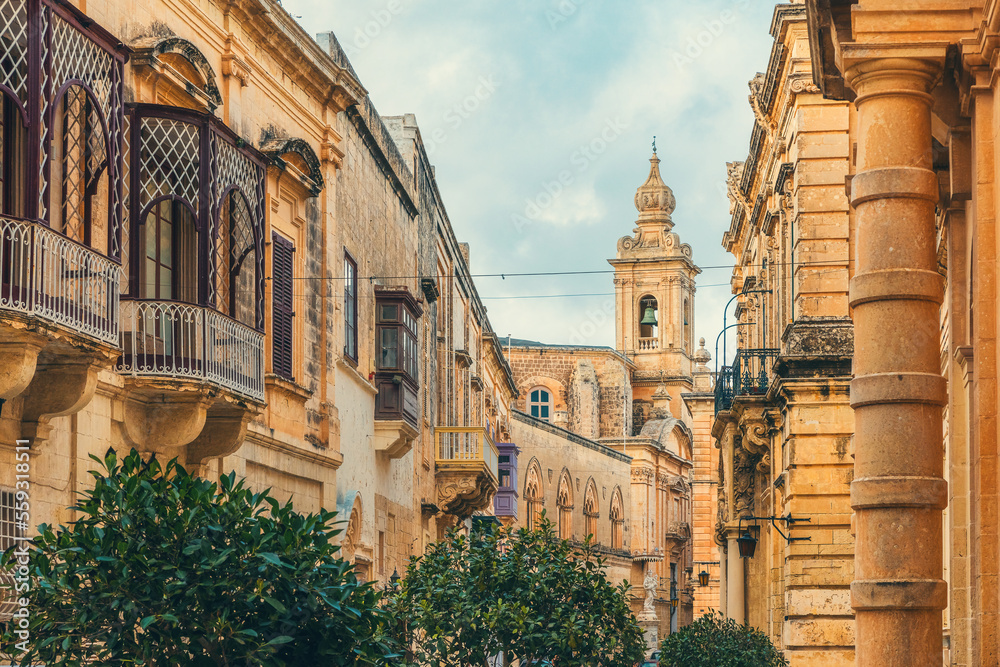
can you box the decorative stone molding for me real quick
[631,466,655,484]
[789,74,821,95]
[436,469,497,519]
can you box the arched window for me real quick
[610,487,624,550]
[557,470,573,540]
[0,92,27,218]
[215,189,256,326]
[524,460,543,530]
[528,387,552,422]
[584,480,599,542]
[50,84,107,249]
[639,295,658,339]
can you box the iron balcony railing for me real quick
[714,348,779,414]
[435,426,499,484]
[118,299,265,402]
[0,216,121,345]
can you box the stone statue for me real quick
[643,567,657,613]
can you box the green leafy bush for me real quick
[1,448,396,666]
[388,516,645,667]
[659,611,789,667]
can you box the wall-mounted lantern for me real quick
[737,514,811,559]
[698,570,710,587]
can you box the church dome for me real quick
[634,150,676,219]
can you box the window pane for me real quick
[531,390,539,402]
[531,405,539,418]
[380,327,398,368]
[540,389,549,402]
[380,304,397,322]
[541,406,549,419]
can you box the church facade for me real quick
[501,152,720,645]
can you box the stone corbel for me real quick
[0,328,46,400]
[117,386,215,456]
[222,53,253,87]
[187,401,258,466]
[21,357,103,445]
[738,408,781,474]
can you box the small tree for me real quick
[659,611,789,667]
[389,517,645,666]
[1,448,396,666]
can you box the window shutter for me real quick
[272,233,294,380]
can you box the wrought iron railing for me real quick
[118,299,264,402]
[0,216,120,345]
[435,426,499,483]
[714,348,779,414]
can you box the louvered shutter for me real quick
[272,233,294,380]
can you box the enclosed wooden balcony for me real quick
[435,426,499,518]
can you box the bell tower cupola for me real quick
[609,146,701,420]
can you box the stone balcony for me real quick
[0,216,122,441]
[435,426,499,519]
[116,299,264,463]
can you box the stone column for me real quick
[845,53,947,666]
[726,535,744,624]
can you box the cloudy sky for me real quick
[286,0,777,362]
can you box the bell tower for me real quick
[609,147,701,422]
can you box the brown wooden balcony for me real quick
[435,426,499,518]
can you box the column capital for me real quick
[841,43,947,97]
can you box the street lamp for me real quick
[736,514,812,559]
[698,570,710,587]
[737,529,758,559]
[389,568,401,590]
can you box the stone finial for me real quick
[694,337,711,366]
[634,152,676,222]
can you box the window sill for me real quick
[265,374,313,401]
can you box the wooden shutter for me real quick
[272,233,294,380]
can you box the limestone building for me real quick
[0,0,515,613]
[713,5,856,664]
[501,153,720,645]
[720,0,1000,665]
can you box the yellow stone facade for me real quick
[501,154,721,648]
[0,0,516,607]
[725,1,1000,665]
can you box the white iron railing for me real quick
[119,300,264,402]
[435,426,499,483]
[0,216,120,344]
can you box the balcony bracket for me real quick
[118,385,215,456]
[20,355,105,445]
[187,402,259,467]
[436,469,498,520]
[373,419,418,459]
[0,327,48,401]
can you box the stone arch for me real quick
[338,491,363,562]
[132,35,223,110]
[524,457,544,530]
[557,468,573,540]
[610,485,625,550]
[260,136,324,196]
[519,375,566,424]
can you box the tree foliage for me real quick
[388,517,645,666]
[1,448,396,666]
[659,611,788,667]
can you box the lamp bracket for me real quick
[738,513,811,543]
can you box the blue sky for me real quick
[285,0,778,362]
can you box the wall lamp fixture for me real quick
[737,514,811,559]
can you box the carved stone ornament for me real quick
[732,437,757,517]
[632,466,655,484]
[789,75,821,95]
[436,470,497,519]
